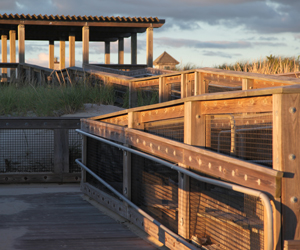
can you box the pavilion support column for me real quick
[131,33,137,65]
[82,26,89,66]
[118,37,124,64]
[146,26,153,67]
[69,35,75,67]
[9,30,16,80]
[105,41,110,64]
[59,40,65,70]
[1,34,7,81]
[49,40,54,69]
[18,24,25,64]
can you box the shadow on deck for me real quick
[0,184,164,250]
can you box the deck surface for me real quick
[0,184,158,250]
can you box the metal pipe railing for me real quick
[76,128,274,250]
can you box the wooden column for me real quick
[1,34,7,80]
[118,37,124,64]
[273,93,300,243]
[18,24,25,63]
[146,26,153,67]
[69,35,75,67]
[9,30,16,80]
[131,33,137,65]
[105,41,110,64]
[82,26,89,66]
[59,40,65,70]
[49,40,54,69]
[181,73,187,98]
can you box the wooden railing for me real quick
[79,83,300,249]
[0,118,81,183]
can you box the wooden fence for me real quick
[79,81,300,249]
[0,118,81,183]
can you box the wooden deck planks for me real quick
[0,185,158,250]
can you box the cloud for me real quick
[202,50,242,58]
[155,37,286,50]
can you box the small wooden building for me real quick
[153,51,179,70]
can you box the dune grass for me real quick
[217,55,300,74]
[0,82,115,117]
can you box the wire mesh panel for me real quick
[189,178,264,249]
[86,137,123,195]
[209,84,242,93]
[136,86,159,107]
[0,129,54,172]
[68,129,82,173]
[206,113,273,167]
[144,118,184,142]
[131,154,179,234]
[171,82,181,100]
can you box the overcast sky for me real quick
[1,0,299,68]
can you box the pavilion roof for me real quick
[0,13,165,42]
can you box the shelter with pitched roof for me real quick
[0,13,165,71]
[153,51,179,70]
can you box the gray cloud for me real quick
[202,50,242,58]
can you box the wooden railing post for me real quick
[194,71,207,95]
[181,73,187,98]
[273,93,300,245]
[159,76,170,102]
[178,100,205,240]
[129,82,137,108]
[54,129,69,177]
[242,78,254,90]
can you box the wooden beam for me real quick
[200,95,273,114]
[273,93,300,241]
[69,35,75,67]
[82,26,89,65]
[81,119,283,197]
[118,37,124,64]
[131,32,137,65]
[146,27,153,67]
[59,40,65,69]
[18,24,25,63]
[0,173,80,183]
[49,40,54,69]
[242,78,254,90]
[284,240,300,250]
[105,41,110,64]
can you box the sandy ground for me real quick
[61,103,124,118]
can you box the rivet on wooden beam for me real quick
[219,166,222,172]
[158,146,161,150]
[257,179,261,185]
[165,148,168,153]
[244,174,248,181]
[208,163,211,169]
[232,170,235,176]
[189,156,192,162]
[173,151,176,156]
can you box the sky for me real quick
[0,0,300,68]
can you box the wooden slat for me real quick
[0,173,80,183]
[284,240,300,250]
[101,114,128,126]
[81,119,283,197]
[200,96,272,115]
[254,79,289,89]
[140,104,184,123]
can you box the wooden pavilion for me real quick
[0,13,165,73]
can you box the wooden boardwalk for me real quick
[0,184,161,250]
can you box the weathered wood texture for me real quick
[284,240,300,250]
[273,93,300,242]
[81,119,282,197]
[0,185,157,250]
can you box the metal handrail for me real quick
[76,128,274,250]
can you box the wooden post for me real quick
[105,41,110,64]
[59,40,65,70]
[49,40,54,69]
[69,35,75,67]
[129,82,137,108]
[18,24,25,63]
[273,93,300,244]
[242,78,254,90]
[54,129,69,176]
[123,147,131,200]
[82,26,89,66]
[9,30,16,81]
[81,135,87,183]
[181,73,187,98]
[159,76,170,102]
[118,37,124,64]
[1,34,7,80]
[146,26,153,67]
[131,33,137,65]
[194,71,207,95]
